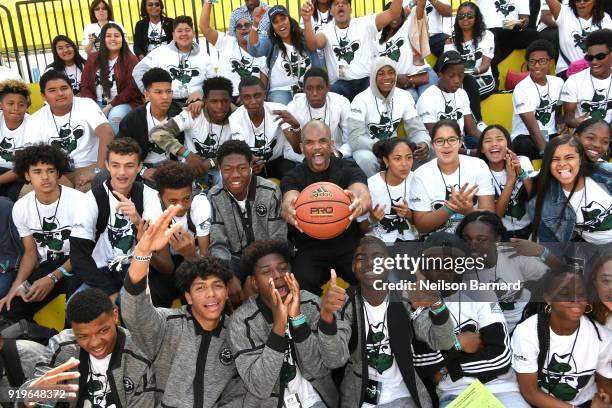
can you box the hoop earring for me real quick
[585,304,593,314]
[544,304,551,314]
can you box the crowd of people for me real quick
[0,0,610,406]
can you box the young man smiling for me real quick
[122,205,247,407]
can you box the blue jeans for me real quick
[98,102,132,135]
[0,271,16,297]
[439,391,529,408]
[330,77,370,102]
[407,67,438,103]
[266,90,293,105]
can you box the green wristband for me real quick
[442,205,456,215]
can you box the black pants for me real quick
[429,33,449,58]
[489,27,538,83]
[538,27,560,61]
[2,257,78,323]
[462,74,495,122]
[511,133,560,161]
[263,157,296,180]
[292,243,358,295]
[0,167,23,202]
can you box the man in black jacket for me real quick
[116,67,184,186]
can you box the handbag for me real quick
[505,63,529,91]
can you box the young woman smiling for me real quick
[46,35,87,95]
[574,118,611,164]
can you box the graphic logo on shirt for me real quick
[149,29,163,48]
[95,70,117,106]
[458,47,482,71]
[219,347,234,366]
[494,184,527,220]
[426,2,434,14]
[281,52,311,90]
[283,345,297,383]
[193,134,218,159]
[577,200,612,232]
[379,38,404,63]
[50,123,85,154]
[540,352,593,401]
[168,59,201,85]
[250,132,276,161]
[0,136,15,162]
[230,57,261,78]
[107,212,135,254]
[438,99,463,123]
[580,89,612,120]
[123,377,134,394]
[333,36,360,65]
[66,72,80,94]
[379,197,411,235]
[367,110,400,141]
[366,321,393,374]
[494,0,516,17]
[32,215,71,262]
[489,277,521,310]
[87,371,116,408]
[255,203,268,217]
[535,95,555,126]
[571,28,589,53]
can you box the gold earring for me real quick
[585,304,593,314]
[544,304,551,314]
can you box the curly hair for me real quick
[67,287,115,324]
[176,255,233,293]
[453,2,486,54]
[154,161,194,194]
[372,137,415,171]
[455,210,506,240]
[13,143,72,182]
[216,139,253,165]
[240,240,292,278]
[0,79,30,104]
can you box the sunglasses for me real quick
[235,22,252,30]
[585,51,610,62]
[457,12,475,20]
[147,2,161,6]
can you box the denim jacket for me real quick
[527,164,612,242]
[247,34,323,92]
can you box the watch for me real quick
[47,272,59,284]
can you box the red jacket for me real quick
[80,51,142,107]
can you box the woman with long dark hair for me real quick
[81,0,127,56]
[80,23,141,134]
[478,125,534,239]
[528,134,612,244]
[249,5,322,104]
[589,251,612,330]
[377,0,437,102]
[512,270,611,407]
[133,0,173,59]
[544,0,611,78]
[46,35,87,95]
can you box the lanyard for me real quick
[35,186,63,232]
[384,170,407,213]
[51,101,73,138]
[437,161,460,201]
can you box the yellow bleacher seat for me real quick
[481,93,513,131]
[34,294,66,332]
[27,83,44,114]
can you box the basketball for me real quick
[294,182,352,240]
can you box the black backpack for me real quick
[92,181,145,242]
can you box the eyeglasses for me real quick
[235,22,252,30]
[585,51,610,62]
[147,2,161,6]
[433,136,461,147]
[457,12,475,20]
[527,57,551,66]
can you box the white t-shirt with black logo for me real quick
[417,85,472,135]
[95,57,118,105]
[175,193,212,238]
[84,354,118,408]
[147,20,167,53]
[33,97,109,168]
[321,15,378,83]
[70,183,163,268]
[362,297,411,406]
[376,18,430,76]
[511,75,564,141]
[561,68,612,123]
[512,315,612,406]
[268,43,312,93]
[12,186,85,262]
[44,64,82,95]
[283,326,323,407]
[564,176,612,245]
[214,32,266,97]
[409,155,495,233]
[489,155,534,232]
[229,102,290,161]
[173,109,232,160]
[444,30,495,78]
[0,112,33,169]
[144,102,169,165]
[476,0,529,29]
[350,87,419,142]
[425,0,447,35]
[555,5,612,73]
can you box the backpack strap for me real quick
[131,182,145,216]
[0,338,25,387]
[92,181,145,242]
[346,286,359,356]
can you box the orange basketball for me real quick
[294,182,352,240]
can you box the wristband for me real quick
[442,205,456,215]
[181,149,192,160]
[539,149,545,157]
[517,169,528,181]
[133,254,153,262]
[58,266,72,277]
[429,302,447,315]
[47,273,59,285]
[290,314,306,327]
[538,246,549,263]
[453,334,462,351]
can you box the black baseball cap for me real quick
[268,5,289,20]
[436,50,464,73]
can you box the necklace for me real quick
[588,72,612,113]
[307,95,329,126]
[50,100,73,138]
[248,109,268,157]
[148,103,167,128]
[544,321,580,396]
[177,46,193,67]
[333,22,350,45]
[35,185,63,259]
[437,160,460,201]
[207,119,225,158]
[384,170,407,216]
[363,295,389,349]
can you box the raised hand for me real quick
[447,183,479,215]
[392,199,411,220]
[320,269,346,324]
[369,204,385,223]
[284,272,301,318]
[270,278,292,336]
[301,0,314,20]
[114,191,142,225]
[273,110,300,129]
[345,189,365,222]
[168,224,197,259]
[25,357,80,407]
[252,6,267,26]
[134,205,183,255]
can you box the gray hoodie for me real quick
[348,56,430,152]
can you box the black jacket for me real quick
[117,102,184,162]
[133,17,174,58]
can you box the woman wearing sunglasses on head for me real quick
[133,0,174,60]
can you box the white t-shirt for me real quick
[555,5,612,73]
[147,20,167,53]
[229,102,290,161]
[537,0,568,31]
[0,112,32,169]
[464,248,548,331]
[511,75,564,140]
[488,155,534,232]
[362,298,411,405]
[561,68,612,123]
[286,92,352,158]
[44,64,83,94]
[357,172,418,242]
[173,109,233,160]
[144,102,169,165]
[424,0,448,35]
[214,32,266,97]
[179,193,212,237]
[81,22,127,52]
[376,18,430,76]
[512,315,612,406]
[564,176,612,245]
[417,85,472,135]
[84,354,116,408]
[70,183,163,268]
[476,0,529,29]
[409,155,495,233]
[269,43,312,93]
[350,87,419,142]
[0,66,21,82]
[12,187,84,263]
[284,326,323,407]
[95,57,118,105]
[33,97,109,168]
[300,10,334,33]
[444,30,495,78]
[321,15,379,83]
